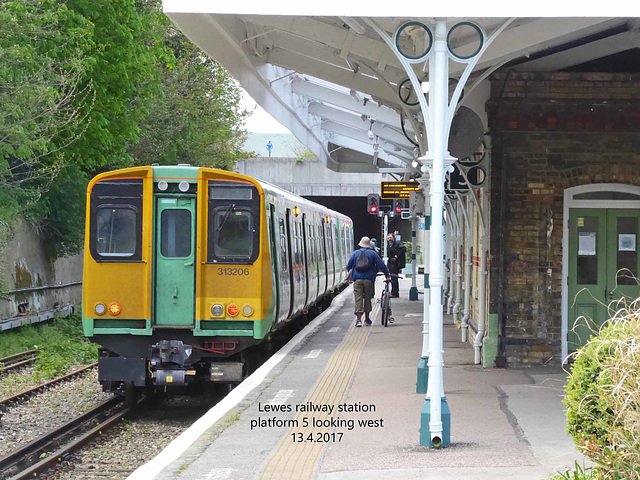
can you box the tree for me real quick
[0,0,94,219]
[128,25,250,170]
[61,0,169,171]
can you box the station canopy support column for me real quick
[366,16,509,448]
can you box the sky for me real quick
[240,90,291,134]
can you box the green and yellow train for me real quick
[83,165,353,393]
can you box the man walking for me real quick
[386,233,406,298]
[347,237,390,327]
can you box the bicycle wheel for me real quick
[381,294,390,327]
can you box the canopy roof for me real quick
[163,4,640,173]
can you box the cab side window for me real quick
[90,179,143,262]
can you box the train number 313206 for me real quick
[218,267,250,276]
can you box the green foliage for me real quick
[33,339,97,380]
[0,0,94,228]
[564,302,640,479]
[61,0,169,171]
[0,315,98,382]
[290,146,316,164]
[0,314,85,358]
[128,24,249,169]
[548,462,594,480]
[25,164,89,257]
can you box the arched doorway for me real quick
[562,184,640,361]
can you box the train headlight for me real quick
[158,180,169,191]
[178,181,190,192]
[94,303,106,315]
[242,305,253,317]
[211,304,224,317]
[108,302,121,316]
[227,304,239,317]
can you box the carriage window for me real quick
[212,210,254,259]
[161,209,191,257]
[96,208,136,256]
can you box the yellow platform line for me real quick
[257,299,380,480]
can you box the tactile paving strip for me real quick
[257,300,381,480]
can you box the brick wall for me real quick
[487,72,640,366]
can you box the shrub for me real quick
[564,299,640,479]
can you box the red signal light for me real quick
[370,205,378,213]
[395,205,402,213]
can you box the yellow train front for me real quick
[82,165,353,394]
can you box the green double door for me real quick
[154,197,196,326]
[568,208,640,351]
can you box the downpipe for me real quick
[474,235,488,364]
[461,199,473,343]
[453,239,463,325]
[461,246,472,343]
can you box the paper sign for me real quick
[619,234,636,252]
[578,232,596,256]
[577,217,584,227]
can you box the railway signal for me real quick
[393,199,404,214]
[367,194,380,214]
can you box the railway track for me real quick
[0,363,98,411]
[0,350,38,375]
[0,395,139,480]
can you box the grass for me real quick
[548,462,594,479]
[0,314,99,386]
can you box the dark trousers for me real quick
[390,274,399,296]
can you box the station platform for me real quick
[129,278,586,480]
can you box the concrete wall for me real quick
[234,157,382,197]
[0,220,83,321]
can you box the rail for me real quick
[0,395,131,479]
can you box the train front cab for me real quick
[83,166,273,393]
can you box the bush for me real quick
[564,299,640,479]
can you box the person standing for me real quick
[386,233,406,298]
[370,238,381,256]
[347,237,390,327]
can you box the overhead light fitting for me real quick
[367,120,375,140]
[372,139,379,166]
[421,81,430,94]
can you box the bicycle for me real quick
[379,275,394,327]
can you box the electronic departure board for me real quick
[380,181,420,199]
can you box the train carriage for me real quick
[83,165,353,394]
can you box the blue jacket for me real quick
[347,248,390,282]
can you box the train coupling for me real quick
[149,340,193,386]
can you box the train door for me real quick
[302,214,311,306]
[154,197,196,326]
[318,218,328,295]
[278,213,292,320]
[326,219,336,289]
[293,218,307,313]
[268,204,280,322]
[285,209,296,317]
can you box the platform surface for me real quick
[131,278,586,480]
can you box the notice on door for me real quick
[619,234,636,252]
[578,232,597,256]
